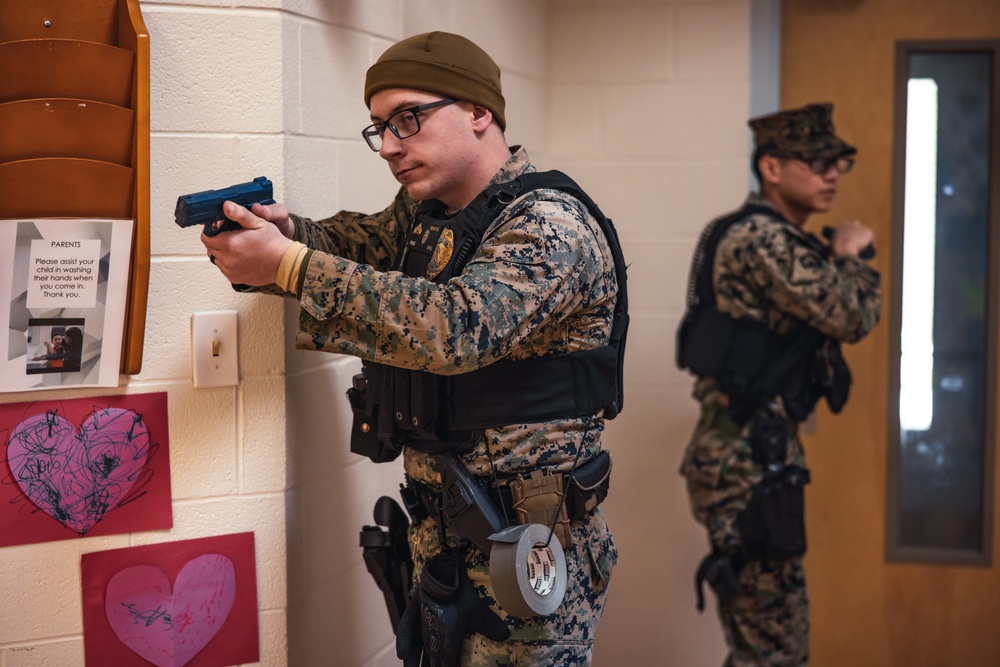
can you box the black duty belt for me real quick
[401,450,612,526]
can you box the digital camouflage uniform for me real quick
[679,103,880,667]
[287,147,619,665]
[680,192,880,665]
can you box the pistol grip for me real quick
[203,217,243,236]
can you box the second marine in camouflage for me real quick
[677,103,881,666]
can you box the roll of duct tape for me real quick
[488,523,567,617]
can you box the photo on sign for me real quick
[25,317,86,374]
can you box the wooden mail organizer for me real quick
[0,0,150,375]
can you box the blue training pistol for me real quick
[174,176,276,236]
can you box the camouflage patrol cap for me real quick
[750,103,856,160]
[364,31,506,131]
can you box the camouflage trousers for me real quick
[681,411,809,667]
[720,557,809,667]
[409,507,617,666]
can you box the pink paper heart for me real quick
[7,408,150,534]
[105,555,237,667]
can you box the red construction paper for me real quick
[81,532,260,667]
[0,392,172,547]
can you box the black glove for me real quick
[396,552,510,667]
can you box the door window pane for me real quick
[891,47,996,559]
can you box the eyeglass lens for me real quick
[362,98,456,151]
[363,109,420,151]
[809,157,854,174]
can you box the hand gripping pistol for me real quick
[174,176,275,236]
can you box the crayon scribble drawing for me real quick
[105,554,236,667]
[81,532,259,667]
[8,407,149,535]
[0,392,172,547]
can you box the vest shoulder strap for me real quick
[685,203,781,309]
[513,170,630,418]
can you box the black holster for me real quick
[737,413,810,562]
[694,415,810,611]
[737,464,810,562]
[694,550,743,612]
[432,452,509,556]
[359,496,414,632]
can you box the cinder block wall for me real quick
[0,1,754,665]
[1,1,291,665]
[548,3,752,664]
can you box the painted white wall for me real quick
[0,1,755,665]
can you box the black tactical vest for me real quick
[675,203,851,425]
[349,171,629,463]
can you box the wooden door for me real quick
[782,1,1000,665]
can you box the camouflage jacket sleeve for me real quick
[714,212,881,343]
[230,187,416,297]
[288,186,416,271]
[294,189,617,374]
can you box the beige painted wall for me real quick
[0,1,753,665]
[551,3,753,664]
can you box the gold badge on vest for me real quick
[427,228,455,279]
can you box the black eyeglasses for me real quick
[362,98,458,151]
[776,153,855,175]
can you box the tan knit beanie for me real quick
[364,31,506,131]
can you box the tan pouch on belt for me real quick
[510,470,572,549]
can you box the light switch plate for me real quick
[191,310,239,388]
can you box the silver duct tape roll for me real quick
[488,523,568,617]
